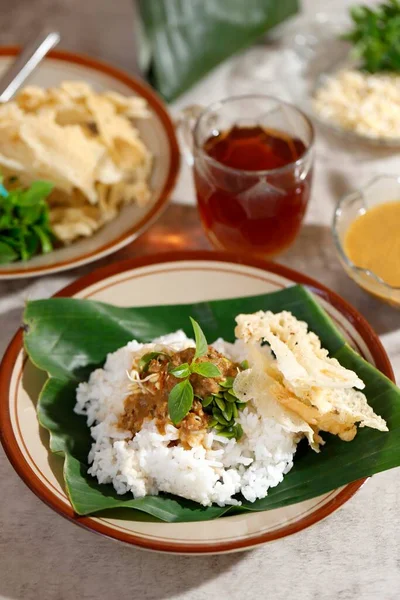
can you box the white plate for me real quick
[0,252,394,554]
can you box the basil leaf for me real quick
[189,316,208,359]
[168,379,194,424]
[138,351,167,372]
[169,363,191,378]
[191,362,221,378]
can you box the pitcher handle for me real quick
[175,104,204,167]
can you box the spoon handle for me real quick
[0,29,60,102]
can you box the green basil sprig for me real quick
[168,318,221,425]
[0,178,54,264]
[168,379,194,424]
[343,0,400,73]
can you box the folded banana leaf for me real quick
[136,0,300,101]
[23,285,400,522]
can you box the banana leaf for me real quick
[23,285,400,522]
[136,0,300,102]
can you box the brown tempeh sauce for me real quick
[119,347,238,448]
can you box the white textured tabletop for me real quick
[1,1,400,599]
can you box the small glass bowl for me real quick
[333,174,400,307]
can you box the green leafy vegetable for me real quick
[225,390,238,402]
[23,286,400,522]
[167,318,221,423]
[168,363,192,378]
[190,316,208,360]
[200,373,245,439]
[168,379,194,425]
[168,317,246,439]
[220,377,235,388]
[0,179,54,263]
[215,397,226,412]
[191,362,221,378]
[343,0,400,72]
[202,395,214,408]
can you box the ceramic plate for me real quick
[0,48,180,279]
[0,252,394,554]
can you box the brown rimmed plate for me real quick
[0,48,180,279]
[0,251,394,554]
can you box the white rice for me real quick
[75,331,297,507]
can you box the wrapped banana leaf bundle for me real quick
[136,0,300,101]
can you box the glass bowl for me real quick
[333,174,400,307]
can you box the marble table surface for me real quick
[1,1,400,599]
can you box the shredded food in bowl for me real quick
[313,69,400,140]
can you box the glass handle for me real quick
[175,104,204,167]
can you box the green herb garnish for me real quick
[343,0,400,73]
[168,379,194,425]
[168,362,191,378]
[190,316,208,359]
[202,372,247,440]
[167,318,248,439]
[0,179,54,263]
[167,318,221,425]
[191,362,221,377]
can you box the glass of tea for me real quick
[184,95,315,257]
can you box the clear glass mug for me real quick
[179,95,315,257]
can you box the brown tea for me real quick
[194,125,312,256]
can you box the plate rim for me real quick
[0,47,180,279]
[0,251,394,553]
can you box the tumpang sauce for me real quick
[345,200,400,287]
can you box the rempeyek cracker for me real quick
[0,81,153,244]
[234,311,388,449]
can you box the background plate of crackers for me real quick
[0,47,180,279]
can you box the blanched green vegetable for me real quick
[0,179,54,263]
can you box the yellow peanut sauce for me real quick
[344,201,400,287]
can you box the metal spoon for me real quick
[0,29,60,103]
